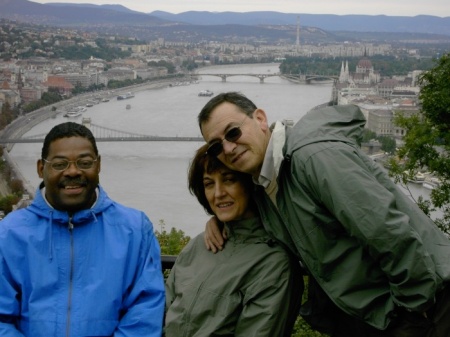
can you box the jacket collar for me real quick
[224,217,269,244]
[255,120,286,187]
[28,184,111,226]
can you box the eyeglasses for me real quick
[43,157,98,171]
[207,115,247,157]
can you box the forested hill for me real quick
[0,0,449,36]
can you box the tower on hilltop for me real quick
[296,16,300,51]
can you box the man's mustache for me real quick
[58,179,87,188]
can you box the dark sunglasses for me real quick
[207,116,247,157]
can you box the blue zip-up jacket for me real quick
[0,184,165,337]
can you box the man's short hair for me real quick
[41,122,98,159]
[197,92,257,130]
[188,143,253,215]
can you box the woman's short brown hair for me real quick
[188,143,253,215]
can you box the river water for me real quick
[8,63,437,236]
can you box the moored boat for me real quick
[64,111,82,118]
[64,105,86,118]
[117,92,135,100]
[423,177,442,190]
[404,170,427,184]
[198,90,214,97]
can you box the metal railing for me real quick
[161,255,177,270]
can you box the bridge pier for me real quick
[220,75,227,82]
[82,117,92,129]
[298,74,307,84]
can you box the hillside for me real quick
[150,11,450,36]
[0,0,166,26]
[0,0,450,43]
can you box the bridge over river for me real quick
[196,73,338,84]
[0,119,204,146]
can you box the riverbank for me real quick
[0,175,11,196]
[2,150,34,198]
[0,76,184,200]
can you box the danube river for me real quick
[8,62,397,236]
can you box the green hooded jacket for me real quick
[264,104,450,330]
[165,217,303,337]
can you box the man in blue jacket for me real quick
[199,92,450,337]
[0,122,165,336]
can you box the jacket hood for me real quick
[284,105,366,156]
[27,184,113,226]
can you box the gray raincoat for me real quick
[261,104,450,330]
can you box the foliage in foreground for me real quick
[390,52,450,234]
[0,157,24,213]
[291,276,330,337]
[155,220,191,256]
[292,316,329,337]
[362,129,396,154]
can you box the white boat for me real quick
[404,170,426,184]
[74,106,87,113]
[198,90,214,97]
[64,111,82,118]
[64,105,86,118]
[415,172,426,181]
[423,177,442,190]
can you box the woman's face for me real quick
[203,167,254,222]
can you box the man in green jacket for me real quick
[198,91,450,337]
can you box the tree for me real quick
[0,195,20,213]
[155,220,191,279]
[419,54,450,129]
[391,53,450,234]
[148,60,176,74]
[10,179,24,194]
[155,220,191,255]
[362,130,396,154]
[0,102,14,129]
[378,136,396,154]
[362,129,377,143]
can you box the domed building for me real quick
[338,54,380,85]
[354,56,380,84]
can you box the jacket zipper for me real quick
[66,219,75,337]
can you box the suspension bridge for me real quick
[0,120,204,145]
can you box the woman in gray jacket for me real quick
[164,144,302,337]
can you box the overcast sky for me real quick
[31,0,450,17]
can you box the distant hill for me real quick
[1,0,450,41]
[47,2,142,15]
[0,0,166,26]
[150,11,450,36]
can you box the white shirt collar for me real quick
[254,121,286,206]
[255,120,286,187]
